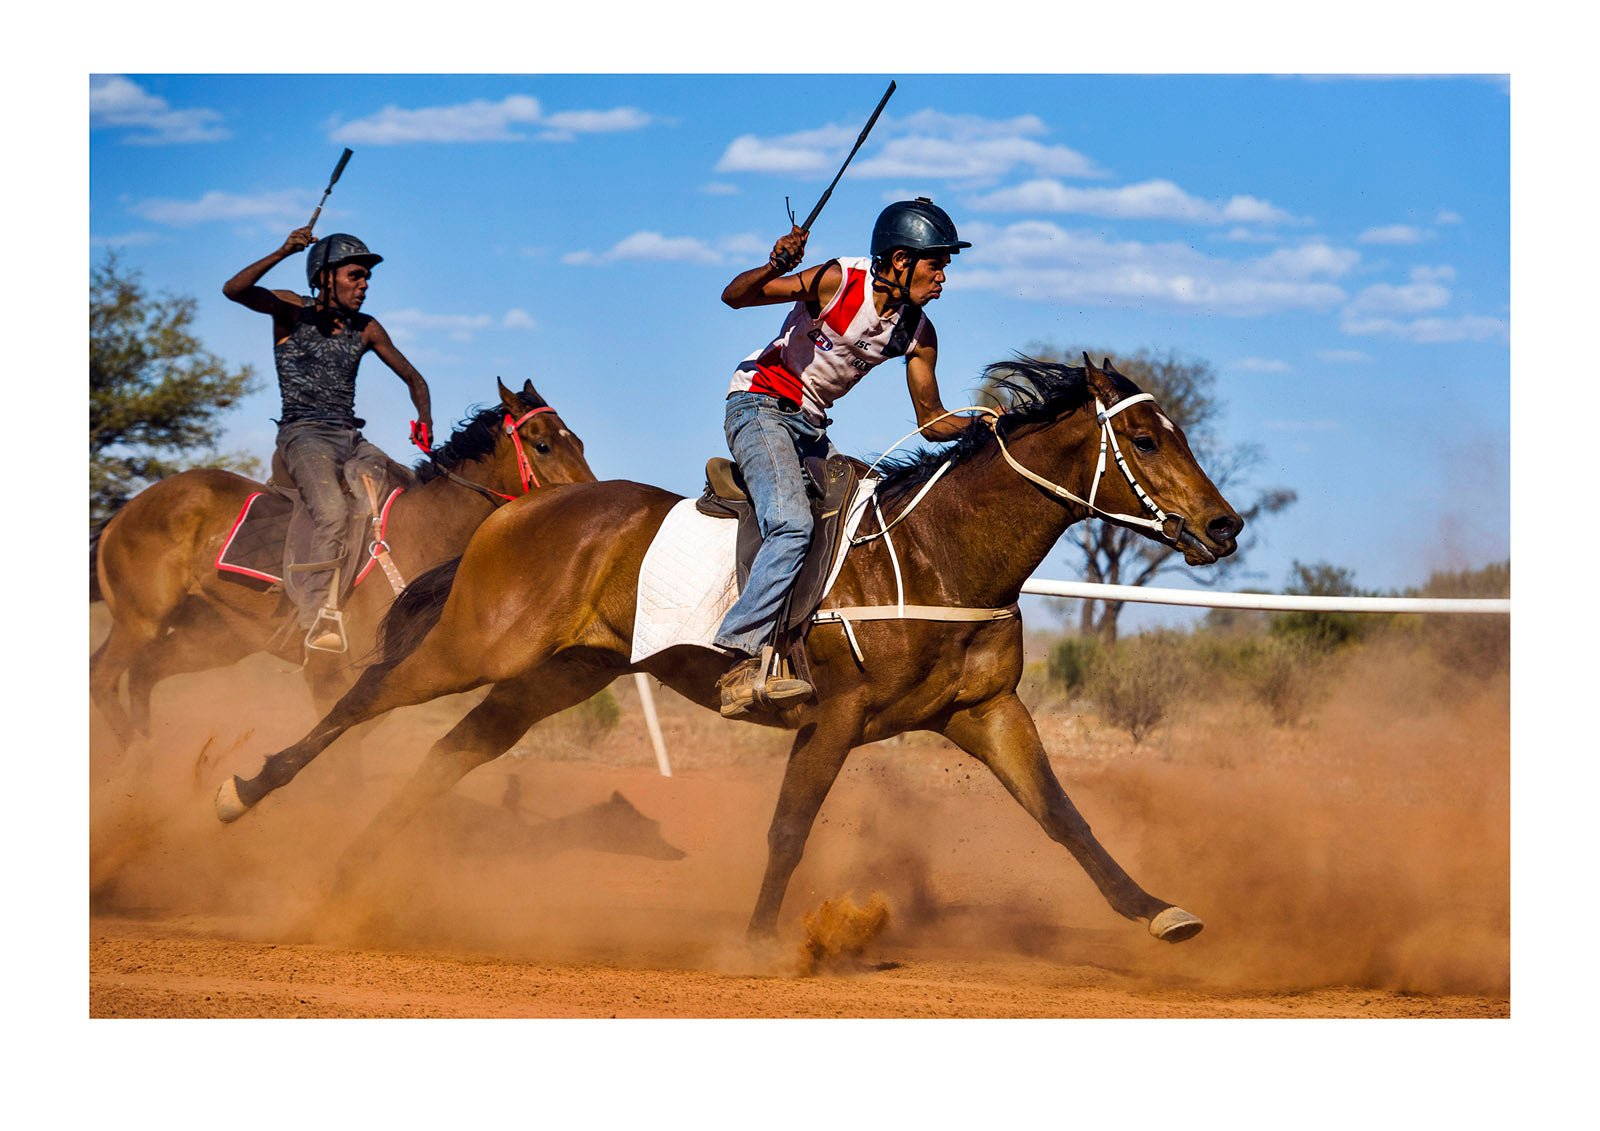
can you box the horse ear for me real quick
[497,378,521,413]
[522,378,545,406]
[1083,352,1120,406]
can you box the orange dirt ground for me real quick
[89,617,1509,1019]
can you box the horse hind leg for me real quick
[333,657,621,888]
[90,624,151,749]
[942,694,1202,943]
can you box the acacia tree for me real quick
[984,345,1296,645]
[90,253,260,531]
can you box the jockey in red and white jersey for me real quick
[712,198,972,718]
[728,254,937,426]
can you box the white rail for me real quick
[1019,578,1510,615]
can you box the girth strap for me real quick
[814,603,1019,664]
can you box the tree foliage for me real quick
[1270,559,1376,649]
[986,345,1296,644]
[90,253,260,531]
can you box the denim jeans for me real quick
[275,420,388,625]
[713,391,835,657]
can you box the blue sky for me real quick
[89,71,1510,618]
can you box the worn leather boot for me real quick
[717,656,813,719]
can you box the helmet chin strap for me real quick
[870,251,918,308]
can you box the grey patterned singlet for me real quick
[274,298,371,426]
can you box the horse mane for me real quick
[873,354,1140,506]
[412,386,549,481]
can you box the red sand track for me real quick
[89,636,1508,1019]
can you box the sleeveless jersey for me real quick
[728,257,935,424]
[274,299,371,426]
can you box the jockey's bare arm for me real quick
[364,318,433,442]
[906,328,966,443]
[223,227,315,336]
[721,226,844,310]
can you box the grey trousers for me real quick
[275,420,388,626]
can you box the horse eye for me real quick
[534,441,552,454]
[1133,436,1157,454]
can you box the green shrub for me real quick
[1087,630,1193,743]
[1047,635,1101,696]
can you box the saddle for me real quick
[216,457,412,644]
[695,453,861,678]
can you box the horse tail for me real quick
[375,555,462,665]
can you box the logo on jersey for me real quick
[807,328,833,351]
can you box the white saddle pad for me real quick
[631,500,741,662]
[630,480,881,664]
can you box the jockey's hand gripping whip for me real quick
[775,80,896,272]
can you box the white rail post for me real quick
[634,672,671,777]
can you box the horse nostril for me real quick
[1208,514,1242,543]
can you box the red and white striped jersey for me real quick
[728,256,935,424]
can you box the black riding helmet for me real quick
[870,198,969,306]
[306,233,383,290]
[870,197,971,259]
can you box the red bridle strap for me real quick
[503,405,557,494]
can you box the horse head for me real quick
[496,377,598,491]
[1079,353,1242,565]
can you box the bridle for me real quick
[853,392,1188,550]
[987,393,1185,545]
[502,405,557,494]
[419,405,560,507]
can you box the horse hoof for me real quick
[1149,906,1204,943]
[215,776,251,824]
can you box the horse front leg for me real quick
[747,704,864,938]
[942,693,1202,943]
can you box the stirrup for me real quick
[305,606,348,653]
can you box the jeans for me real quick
[713,391,835,657]
[275,420,388,625]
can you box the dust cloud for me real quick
[91,621,1508,1005]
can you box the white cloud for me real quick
[953,220,1353,316]
[502,309,537,330]
[1436,210,1464,225]
[701,182,740,195]
[852,136,1102,180]
[90,75,229,145]
[1339,312,1509,344]
[715,110,1103,182]
[540,107,653,133]
[1217,227,1283,244]
[966,177,1303,226]
[129,189,310,226]
[1357,224,1428,245]
[1345,265,1455,314]
[90,231,161,247]
[1231,357,1292,373]
[382,308,496,342]
[1316,348,1373,363]
[564,230,725,266]
[328,95,654,145]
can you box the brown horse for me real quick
[216,356,1243,943]
[91,379,595,746]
